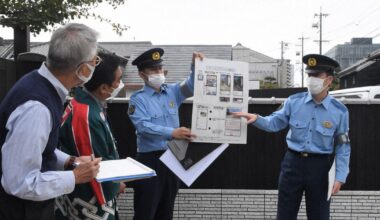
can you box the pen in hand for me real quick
[72,154,101,184]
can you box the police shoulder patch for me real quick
[128,105,135,115]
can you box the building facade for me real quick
[336,49,380,89]
[232,43,294,88]
[325,38,380,70]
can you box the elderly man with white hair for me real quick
[0,23,102,220]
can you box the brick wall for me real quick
[117,189,380,219]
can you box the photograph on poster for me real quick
[220,97,230,102]
[220,73,231,96]
[233,75,243,96]
[233,98,243,103]
[225,107,242,137]
[205,74,217,96]
[196,107,209,130]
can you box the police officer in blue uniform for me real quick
[233,54,350,220]
[128,48,204,220]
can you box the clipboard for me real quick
[327,158,336,201]
[96,157,156,183]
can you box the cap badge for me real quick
[152,52,160,60]
[308,57,317,67]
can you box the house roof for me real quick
[337,48,380,78]
[0,40,14,58]
[123,44,232,85]
[233,43,276,62]
[1,41,278,86]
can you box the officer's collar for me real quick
[305,92,332,110]
[143,84,167,96]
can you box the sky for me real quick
[1,0,380,85]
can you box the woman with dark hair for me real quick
[56,51,126,220]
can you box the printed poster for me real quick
[191,58,249,144]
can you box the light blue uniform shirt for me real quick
[128,68,194,153]
[253,92,350,183]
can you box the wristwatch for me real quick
[65,156,78,170]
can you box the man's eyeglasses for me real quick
[93,56,102,66]
[79,55,102,67]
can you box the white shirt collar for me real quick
[38,62,68,104]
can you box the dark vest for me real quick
[0,70,63,220]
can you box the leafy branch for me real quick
[0,0,128,35]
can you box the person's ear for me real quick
[76,63,84,74]
[326,75,334,86]
[100,84,110,95]
[139,71,147,80]
[328,75,334,83]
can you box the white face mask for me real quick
[306,76,328,95]
[76,63,95,83]
[108,81,124,99]
[147,73,165,89]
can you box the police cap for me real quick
[302,54,340,76]
[132,48,164,71]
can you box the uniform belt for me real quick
[287,148,331,158]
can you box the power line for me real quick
[363,26,380,38]
[371,32,380,39]
[324,4,380,36]
[321,3,380,46]
[353,5,380,26]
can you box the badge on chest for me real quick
[322,121,333,128]
[169,100,175,108]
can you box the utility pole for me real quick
[279,41,288,87]
[297,35,309,87]
[312,7,329,54]
[280,41,288,61]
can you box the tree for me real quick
[0,0,128,59]
[261,77,279,89]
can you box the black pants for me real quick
[277,150,332,220]
[133,151,180,220]
[0,186,54,220]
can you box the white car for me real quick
[330,86,380,103]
